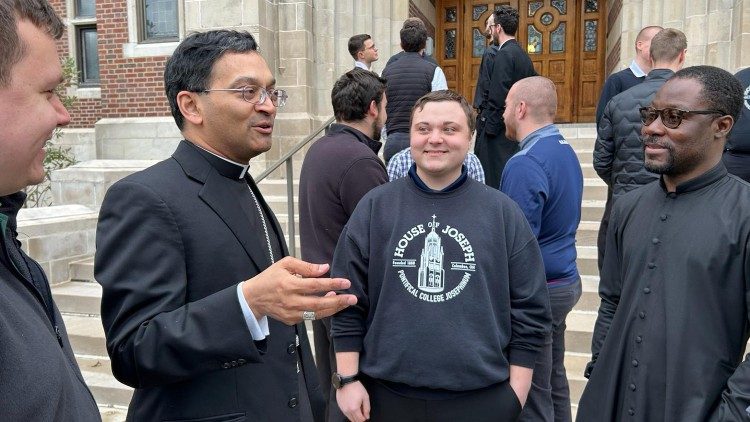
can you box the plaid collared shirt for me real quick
[386,148,485,183]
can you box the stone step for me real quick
[70,256,96,282]
[580,163,598,178]
[576,220,599,248]
[564,310,597,354]
[99,406,128,422]
[62,314,108,357]
[582,178,607,201]
[53,280,102,315]
[575,245,598,278]
[78,356,133,408]
[575,150,594,166]
[576,275,601,313]
[581,199,605,222]
[257,178,299,198]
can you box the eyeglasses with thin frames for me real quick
[203,85,288,107]
[639,106,725,129]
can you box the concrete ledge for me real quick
[17,205,98,284]
[55,128,96,162]
[51,160,157,208]
[95,117,182,160]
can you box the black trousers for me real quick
[362,376,522,422]
[596,186,613,272]
[475,122,519,189]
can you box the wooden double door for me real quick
[435,0,606,122]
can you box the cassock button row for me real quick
[222,363,231,369]
[643,287,651,294]
[660,214,668,221]
[287,343,297,355]
[652,238,659,244]
[639,311,646,319]
[635,336,643,343]
[231,360,238,367]
[632,359,639,367]
[629,383,636,391]
[648,262,656,269]
[628,408,636,416]
[288,397,298,408]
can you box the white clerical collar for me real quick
[195,144,250,179]
[629,60,646,78]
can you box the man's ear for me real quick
[714,115,734,139]
[177,91,203,126]
[368,99,379,118]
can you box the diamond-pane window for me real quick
[445,29,457,59]
[584,20,598,51]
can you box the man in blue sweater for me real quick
[501,76,584,422]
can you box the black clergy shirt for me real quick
[577,163,750,421]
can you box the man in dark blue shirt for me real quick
[501,76,583,422]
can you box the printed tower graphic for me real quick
[418,215,445,293]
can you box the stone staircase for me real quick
[39,123,603,420]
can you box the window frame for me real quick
[75,24,100,87]
[137,0,179,44]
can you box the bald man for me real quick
[501,77,584,422]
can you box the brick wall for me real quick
[48,0,171,128]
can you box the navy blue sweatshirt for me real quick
[330,175,551,391]
[500,125,583,285]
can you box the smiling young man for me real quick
[95,30,357,421]
[0,1,99,419]
[577,66,750,421]
[330,90,551,422]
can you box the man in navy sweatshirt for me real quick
[331,90,551,422]
[501,76,583,422]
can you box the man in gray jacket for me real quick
[0,0,100,420]
[592,28,686,268]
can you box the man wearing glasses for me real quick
[593,28,685,271]
[95,30,357,421]
[577,66,750,421]
[348,34,379,71]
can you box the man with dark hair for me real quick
[299,68,388,422]
[475,5,537,188]
[723,67,750,182]
[331,90,551,422]
[348,34,379,71]
[501,76,583,422]
[0,0,100,419]
[592,28,686,271]
[381,17,448,164]
[473,11,501,141]
[578,65,750,421]
[595,25,662,125]
[96,29,357,421]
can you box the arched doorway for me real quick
[436,0,606,123]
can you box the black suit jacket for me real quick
[484,39,538,135]
[95,141,324,421]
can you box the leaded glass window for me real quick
[528,1,543,17]
[473,5,488,21]
[584,20,598,51]
[445,29,456,59]
[141,0,178,41]
[527,25,542,54]
[446,7,457,23]
[541,12,554,25]
[551,22,566,53]
[552,0,567,14]
[75,0,95,18]
[585,0,599,13]
[473,28,486,57]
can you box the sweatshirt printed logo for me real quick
[392,215,476,303]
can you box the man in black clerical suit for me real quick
[475,5,537,188]
[95,30,357,421]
